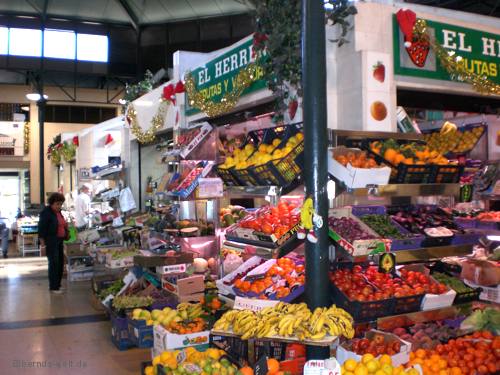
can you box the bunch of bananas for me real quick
[176,302,204,320]
[213,302,354,341]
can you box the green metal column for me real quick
[302,0,330,360]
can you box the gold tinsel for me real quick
[127,101,169,144]
[413,19,500,96]
[23,122,30,154]
[184,62,260,117]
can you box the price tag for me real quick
[197,178,223,198]
[378,253,396,274]
[254,356,268,375]
[233,296,279,312]
[176,350,187,364]
[304,360,325,375]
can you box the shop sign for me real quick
[393,16,500,85]
[185,35,268,116]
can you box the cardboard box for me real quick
[216,256,265,296]
[398,264,456,310]
[177,292,205,303]
[460,259,500,287]
[328,147,391,189]
[153,324,210,352]
[161,274,205,296]
[329,208,391,256]
[336,330,411,367]
[133,252,194,268]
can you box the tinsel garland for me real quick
[23,122,30,154]
[184,62,260,118]
[127,101,169,144]
[414,19,500,95]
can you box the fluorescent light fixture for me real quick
[21,106,30,111]
[118,98,127,105]
[26,93,48,101]
[486,235,500,241]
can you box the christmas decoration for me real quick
[104,133,114,146]
[23,122,30,154]
[60,141,77,162]
[72,136,79,147]
[47,135,62,165]
[397,9,500,95]
[184,62,260,117]
[126,80,184,144]
[121,70,155,111]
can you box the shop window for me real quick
[44,29,76,60]
[9,28,42,57]
[0,27,8,55]
[77,33,108,62]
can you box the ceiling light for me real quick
[118,98,127,105]
[21,106,30,111]
[26,93,48,101]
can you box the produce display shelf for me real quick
[341,183,461,198]
[224,185,282,197]
[333,244,473,263]
[329,130,424,145]
[210,329,338,347]
[376,303,476,332]
[222,239,304,259]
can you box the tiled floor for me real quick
[0,251,150,375]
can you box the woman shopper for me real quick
[38,193,69,294]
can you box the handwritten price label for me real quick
[233,296,279,312]
[197,178,223,198]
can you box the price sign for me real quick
[233,296,279,312]
[254,356,268,375]
[197,178,223,198]
[379,253,396,274]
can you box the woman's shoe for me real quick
[50,289,63,294]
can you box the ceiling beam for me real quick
[0,10,133,27]
[115,0,140,31]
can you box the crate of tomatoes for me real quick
[226,201,301,249]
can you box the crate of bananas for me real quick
[212,302,354,344]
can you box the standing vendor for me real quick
[74,183,92,231]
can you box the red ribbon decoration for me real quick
[105,133,114,146]
[396,9,417,47]
[72,136,79,146]
[162,80,185,105]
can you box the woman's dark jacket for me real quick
[38,206,68,242]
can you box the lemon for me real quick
[144,366,154,375]
[283,146,293,155]
[362,354,375,365]
[354,364,369,375]
[272,139,281,147]
[296,132,304,141]
[266,145,274,153]
[366,359,380,373]
[258,144,267,153]
[379,355,392,367]
[344,359,358,372]
[152,356,161,366]
[380,364,393,374]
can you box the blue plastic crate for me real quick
[127,318,154,348]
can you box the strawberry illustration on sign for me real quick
[288,97,298,121]
[373,62,385,83]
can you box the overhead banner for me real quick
[393,16,500,85]
[185,35,267,116]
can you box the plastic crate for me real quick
[431,164,464,183]
[453,217,477,229]
[128,318,154,348]
[231,126,288,186]
[430,271,482,305]
[216,165,242,186]
[249,124,304,186]
[254,340,288,362]
[330,282,394,322]
[392,293,425,315]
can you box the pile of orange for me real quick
[239,358,283,375]
[335,151,380,169]
[370,140,451,166]
[233,257,305,299]
[408,333,499,375]
[167,317,206,334]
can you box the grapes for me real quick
[112,295,153,309]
